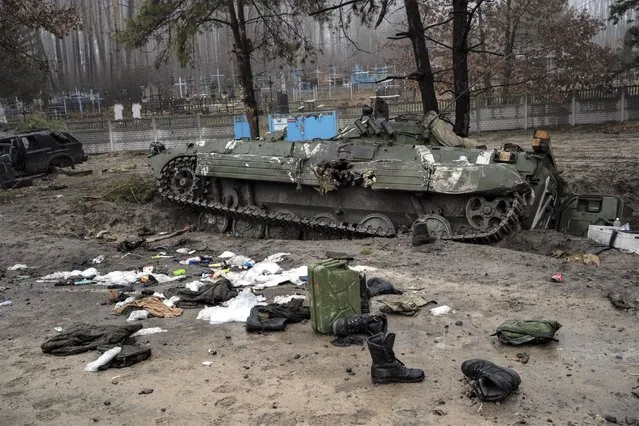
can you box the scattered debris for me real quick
[139,388,154,395]
[273,295,306,304]
[41,323,143,355]
[607,291,638,311]
[378,296,437,316]
[126,310,150,322]
[130,327,167,337]
[7,264,28,271]
[92,255,105,264]
[326,251,355,260]
[113,297,183,318]
[164,279,237,308]
[367,277,403,296]
[551,273,564,283]
[245,298,310,332]
[513,352,530,364]
[0,300,13,307]
[492,320,562,345]
[176,248,196,254]
[197,288,265,325]
[96,230,117,241]
[348,265,378,273]
[202,361,213,367]
[553,251,600,267]
[85,347,122,372]
[430,305,453,316]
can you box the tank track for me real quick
[158,156,526,244]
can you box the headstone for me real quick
[114,103,124,121]
[277,92,289,114]
[132,103,142,119]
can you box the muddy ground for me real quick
[0,126,637,426]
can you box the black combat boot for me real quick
[461,359,521,402]
[332,313,388,337]
[367,332,425,384]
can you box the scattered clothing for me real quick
[96,344,151,369]
[197,288,265,324]
[41,323,143,356]
[367,277,402,297]
[113,297,183,318]
[245,299,310,332]
[492,319,562,345]
[164,279,238,308]
[461,359,521,402]
[378,296,437,316]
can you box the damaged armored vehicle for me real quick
[0,129,88,188]
[147,101,630,242]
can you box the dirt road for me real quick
[0,127,637,425]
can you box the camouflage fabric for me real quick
[492,320,562,345]
[378,296,436,317]
[423,110,479,149]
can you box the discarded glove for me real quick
[41,323,143,356]
[461,359,521,402]
[367,277,403,297]
[492,319,562,345]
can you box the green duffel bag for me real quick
[492,320,562,345]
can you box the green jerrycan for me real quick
[308,259,364,334]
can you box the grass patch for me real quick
[101,175,157,204]
[359,247,374,255]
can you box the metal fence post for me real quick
[197,114,202,140]
[570,92,576,126]
[107,120,115,152]
[152,116,158,143]
[523,95,528,130]
[621,88,626,123]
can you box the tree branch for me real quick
[202,17,231,26]
[424,34,452,50]
[309,0,362,16]
[375,72,423,83]
[468,46,504,56]
[424,17,453,31]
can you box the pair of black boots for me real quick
[332,313,425,384]
[333,314,521,398]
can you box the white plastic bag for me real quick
[196,288,264,324]
[130,327,167,337]
[430,305,452,316]
[84,347,121,372]
[127,310,149,321]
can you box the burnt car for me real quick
[0,129,87,188]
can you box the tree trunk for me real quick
[452,0,470,137]
[227,0,259,139]
[404,0,438,113]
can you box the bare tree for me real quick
[119,0,330,139]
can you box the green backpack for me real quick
[492,320,562,345]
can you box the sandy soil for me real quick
[0,126,637,426]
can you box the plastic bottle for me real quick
[613,217,621,228]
